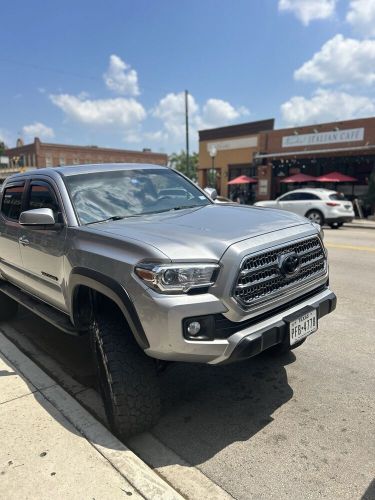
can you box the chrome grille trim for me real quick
[233,236,326,308]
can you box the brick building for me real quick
[2,137,168,183]
[198,117,375,204]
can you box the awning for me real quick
[255,144,375,159]
[316,171,357,182]
[227,175,257,185]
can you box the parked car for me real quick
[254,188,354,228]
[0,164,336,438]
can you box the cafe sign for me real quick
[282,128,364,148]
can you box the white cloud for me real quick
[281,88,375,126]
[22,122,55,140]
[201,99,250,128]
[150,92,249,150]
[295,34,375,86]
[103,54,140,96]
[50,94,146,130]
[278,0,336,25]
[346,0,375,37]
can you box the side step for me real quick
[0,281,84,335]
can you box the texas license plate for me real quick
[290,310,317,345]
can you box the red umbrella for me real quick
[227,175,257,185]
[316,171,357,182]
[280,173,317,184]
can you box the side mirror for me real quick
[204,187,218,201]
[19,208,56,226]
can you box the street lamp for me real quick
[208,146,217,188]
[209,146,217,169]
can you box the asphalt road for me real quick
[1,226,374,500]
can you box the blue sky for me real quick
[1,0,375,153]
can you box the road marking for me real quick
[325,243,375,252]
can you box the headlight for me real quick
[135,262,220,293]
[312,222,324,241]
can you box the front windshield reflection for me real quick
[63,168,210,225]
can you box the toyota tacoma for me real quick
[0,164,336,437]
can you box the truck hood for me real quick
[90,204,309,261]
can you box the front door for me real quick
[19,180,68,312]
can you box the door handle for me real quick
[19,236,30,246]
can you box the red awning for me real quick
[280,173,317,184]
[227,175,257,185]
[316,171,357,182]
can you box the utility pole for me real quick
[185,90,190,178]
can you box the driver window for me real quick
[28,184,60,222]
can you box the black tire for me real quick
[329,222,340,229]
[267,338,306,356]
[0,292,18,321]
[90,309,161,438]
[305,209,324,226]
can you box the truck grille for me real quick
[233,236,326,308]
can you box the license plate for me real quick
[290,310,317,345]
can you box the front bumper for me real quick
[217,290,336,365]
[141,286,336,365]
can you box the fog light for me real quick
[187,321,201,336]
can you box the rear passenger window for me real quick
[298,193,321,200]
[1,185,24,220]
[28,184,60,221]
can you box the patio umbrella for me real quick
[227,175,257,185]
[280,173,317,184]
[316,171,357,183]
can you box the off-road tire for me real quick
[305,209,324,226]
[90,310,161,438]
[0,292,18,321]
[267,338,306,356]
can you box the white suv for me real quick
[255,188,354,228]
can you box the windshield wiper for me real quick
[85,214,139,225]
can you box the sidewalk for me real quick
[346,218,375,229]
[0,331,182,500]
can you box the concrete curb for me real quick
[0,331,183,500]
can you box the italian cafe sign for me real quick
[282,128,364,148]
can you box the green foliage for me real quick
[0,141,6,156]
[169,151,198,181]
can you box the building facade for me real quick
[198,117,375,205]
[198,120,274,201]
[2,138,168,183]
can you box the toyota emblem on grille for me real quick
[279,252,301,276]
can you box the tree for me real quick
[0,141,6,156]
[168,151,198,181]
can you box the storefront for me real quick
[255,117,375,207]
[198,119,274,199]
[199,117,375,209]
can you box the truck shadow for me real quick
[151,351,294,465]
[1,310,295,465]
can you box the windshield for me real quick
[63,168,211,225]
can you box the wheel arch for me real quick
[69,267,149,350]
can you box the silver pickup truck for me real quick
[0,163,336,437]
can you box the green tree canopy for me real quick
[168,151,198,181]
[0,141,6,156]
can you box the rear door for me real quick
[18,180,68,311]
[0,181,26,286]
